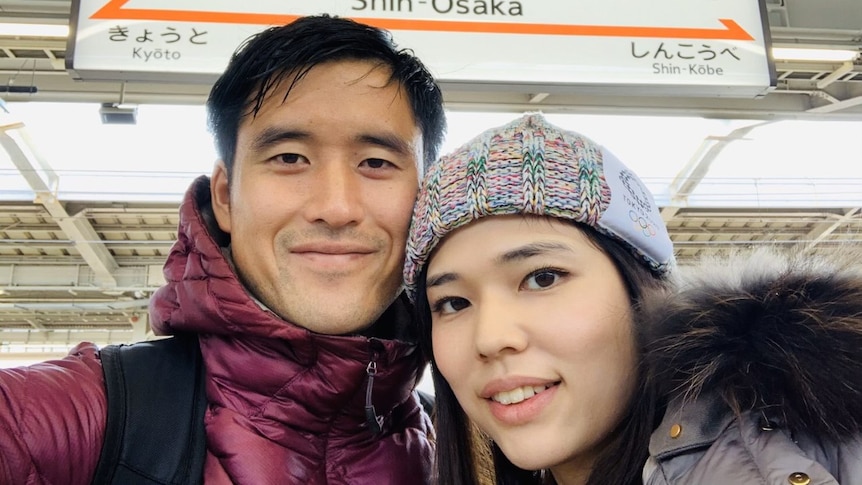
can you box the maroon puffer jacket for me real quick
[0,342,106,485]
[0,176,433,484]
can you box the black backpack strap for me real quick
[92,335,208,485]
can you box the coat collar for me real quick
[148,175,426,433]
[649,391,734,459]
[643,250,862,441]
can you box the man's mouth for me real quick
[290,242,374,255]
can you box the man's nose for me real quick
[304,163,365,228]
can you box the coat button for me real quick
[788,472,810,485]
[669,424,682,439]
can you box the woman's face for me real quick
[426,215,638,482]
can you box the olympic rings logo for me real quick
[630,210,657,237]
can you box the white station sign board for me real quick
[68,0,775,98]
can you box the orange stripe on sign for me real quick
[90,0,754,41]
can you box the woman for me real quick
[404,113,862,485]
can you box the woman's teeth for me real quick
[491,385,551,405]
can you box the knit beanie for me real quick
[404,113,674,300]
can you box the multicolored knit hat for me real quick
[403,113,674,300]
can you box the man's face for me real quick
[211,60,423,334]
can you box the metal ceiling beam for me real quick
[2,69,861,118]
[0,224,177,234]
[0,240,173,252]
[0,299,150,311]
[0,121,119,287]
[660,207,680,222]
[807,94,862,113]
[0,262,164,291]
[803,207,861,251]
[0,256,167,265]
[671,209,857,218]
[0,329,135,345]
[666,122,773,207]
[0,0,71,18]
[816,61,856,90]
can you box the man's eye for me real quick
[274,153,306,164]
[362,158,393,169]
[431,297,470,315]
[522,269,567,290]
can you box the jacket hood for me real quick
[148,173,425,396]
[643,250,862,441]
[148,176,433,483]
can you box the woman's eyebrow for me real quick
[495,242,572,264]
[426,272,458,288]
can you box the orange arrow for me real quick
[91,0,754,41]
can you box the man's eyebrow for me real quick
[356,133,412,156]
[251,127,309,151]
[495,242,573,264]
[426,272,459,288]
[249,129,412,156]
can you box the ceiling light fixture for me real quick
[0,23,69,38]
[100,103,138,124]
[772,47,859,62]
[100,83,138,125]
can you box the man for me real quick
[0,15,446,484]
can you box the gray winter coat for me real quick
[642,253,862,485]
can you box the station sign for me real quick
[68,0,775,97]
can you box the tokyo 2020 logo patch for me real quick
[619,169,657,237]
[619,169,652,213]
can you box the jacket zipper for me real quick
[364,338,385,434]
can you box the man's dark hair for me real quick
[207,14,446,178]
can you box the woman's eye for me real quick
[522,269,566,290]
[432,297,470,315]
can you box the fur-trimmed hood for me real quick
[642,250,862,441]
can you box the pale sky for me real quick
[3,102,860,207]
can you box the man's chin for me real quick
[275,297,392,336]
[261,275,402,333]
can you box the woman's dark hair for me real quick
[416,222,671,485]
[207,14,446,180]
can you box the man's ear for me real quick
[211,161,232,234]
